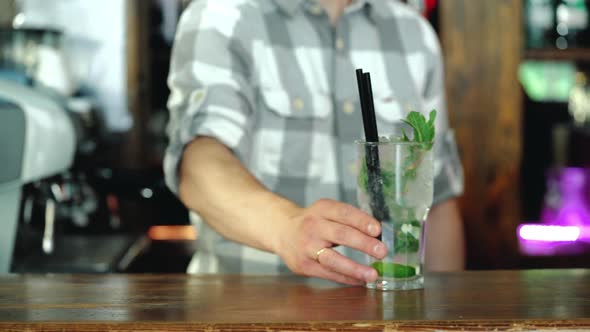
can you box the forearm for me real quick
[424,199,465,271]
[178,137,391,285]
[178,136,301,254]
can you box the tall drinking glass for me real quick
[355,140,434,290]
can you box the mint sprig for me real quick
[401,110,437,149]
[399,110,437,182]
[358,110,437,189]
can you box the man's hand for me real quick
[275,199,387,285]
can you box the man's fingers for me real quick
[313,199,381,237]
[307,262,365,286]
[321,222,387,259]
[291,198,386,285]
[316,248,378,283]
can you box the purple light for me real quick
[540,168,590,227]
[518,224,590,256]
[518,167,590,256]
[518,225,580,242]
[563,210,586,225]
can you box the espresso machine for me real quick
[0,21,153,273]
[0,79,76,273]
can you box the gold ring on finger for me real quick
[315,247,329,263]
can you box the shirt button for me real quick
[343,101,355,114]
[335,37,345,51]
[405,103,415,112]
[293,97,305,111]
[192,90,205,103]
[310,4,323,15]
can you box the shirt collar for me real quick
[274,0,377,20]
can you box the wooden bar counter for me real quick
[0,270,589,331]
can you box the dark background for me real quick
[2,0,590,273]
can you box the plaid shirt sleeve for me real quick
[418,17,464,204]
[163,1,255,194]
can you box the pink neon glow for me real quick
[519,168,590,255]
[540,168,590,227]
[518,225,580,242]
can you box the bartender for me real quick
[164,0,464,285]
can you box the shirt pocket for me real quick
[252,89,333,182]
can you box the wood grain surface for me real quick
[440,0,524,269]
[1,270,590,331]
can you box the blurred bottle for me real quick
[525,0,556,49]
[555,0,589,49]
[569,71,590,126]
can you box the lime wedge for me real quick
[371,262,416,278]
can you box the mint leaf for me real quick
[426,110,437,142]
[401,128,411,142]
[358,160,369,192]
[393,220,421,253]
[401,110,437,150]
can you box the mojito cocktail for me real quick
[356,139,434,290]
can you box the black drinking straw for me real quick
[356,69,374,142]
[355,69,390,242]
[363,73,379,142]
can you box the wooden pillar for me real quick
[439,0,523,269]
[123,0,151,169]
[0,0,16,26]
